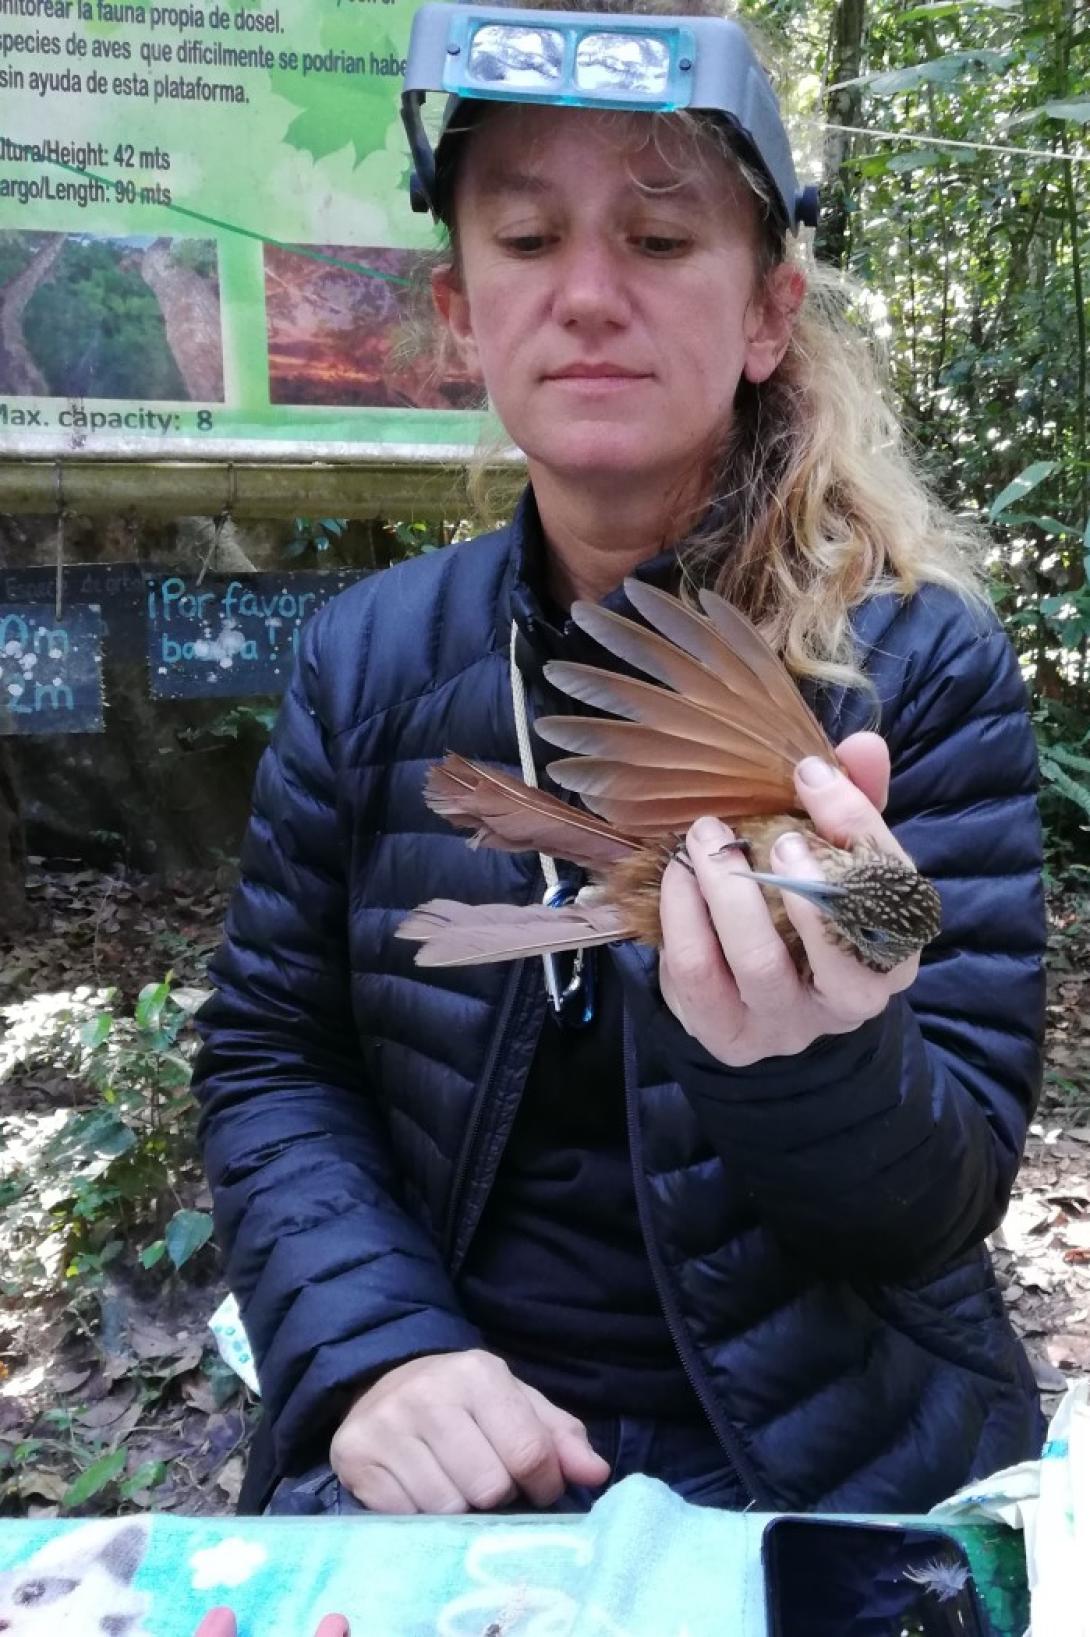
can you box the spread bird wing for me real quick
[541,581,834,829]
[397,897,634,967]
[424,753,639,869]
[632,579,832,758]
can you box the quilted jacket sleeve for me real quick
[618,596,1046,1281]
[191,613,482,1473]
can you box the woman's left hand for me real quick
[658,732,919,1068]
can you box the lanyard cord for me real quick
[509,619,561,900]
[509,620,585,1011]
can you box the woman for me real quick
[193,0,1045,1519]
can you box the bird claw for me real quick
[668,837,753,874]
[712,837,753,861]
[668,842,696,876]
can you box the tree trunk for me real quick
[816,0,867,268]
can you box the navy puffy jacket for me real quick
[193,494,1046,1512]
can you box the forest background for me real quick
[1,0,1089,1518]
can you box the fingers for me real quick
[194,1615,236,1637]
[424,1408,522,1510]
[794,756,908,863]
[331,1350,592,1514]
[834,731,890,812]
[521,1385,611,1488]
[379,1424,488,1513]
[342,1462,418,1514]
[658,851,743,1042]
[192,1610,350,1637]
[682,818,801,1015]
[471,1381,569,1507]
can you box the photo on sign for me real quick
[263,242,479,410]
[0,231,224,402]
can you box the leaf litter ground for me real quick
[0,861,1088,1518]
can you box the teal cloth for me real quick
[0,1474,1027,1635]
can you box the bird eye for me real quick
[859,926,890,944]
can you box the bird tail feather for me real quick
[396,897,633,967]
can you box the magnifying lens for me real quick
[401,3,819,233]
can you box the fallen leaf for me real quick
[15,1468,69,1501]
[1045,1334,1090,1369]
[128,1318,192,1361]
[182,1376,221,1416]
[1027,1352,1069,1392]
[214,1455,244,1505]
[53,1368,92,1394]
[78,1385,136,1429]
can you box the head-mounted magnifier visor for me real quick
[401,4,818,233]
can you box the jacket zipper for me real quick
[444,956,541,1273]
[623,1009,764,1507]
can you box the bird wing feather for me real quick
[397,897,633,966]
[576,791,786,832]
[568,600,822,757]
[624,578,832,761]
[534,715,773,775]
[543,663,801,798]
[424,753,638,868]
[538,584,835,830]
[546,756,792,810]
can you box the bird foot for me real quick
[711,837,753,862]
[668,837,753,874]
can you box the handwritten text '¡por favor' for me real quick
[147,577,319,626]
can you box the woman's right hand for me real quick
[330,1350,610,1514]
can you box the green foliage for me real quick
[63,1449,127,1508]
[22,237,186,401]
[0,229,36,288]
[742,0,1090,860]
[176,700,279,752]
[986,462,1090,853]
[387,519,451,557]
[168,236,219,284]
[0,979,210,1303]
[285,516,346,559]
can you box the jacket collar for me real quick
[502,486,681,674]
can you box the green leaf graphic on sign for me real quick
[270,18,405,167]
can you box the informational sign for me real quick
[0,0,483,459]
[0,602,104,734]
[146,568,365,696]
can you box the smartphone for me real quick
[762,1516,991,1637]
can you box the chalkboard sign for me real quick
[146,572,367,699]
[0,605,104,735]
[0,565,146,659]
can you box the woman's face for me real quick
[434,105,800,500]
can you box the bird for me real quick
[397,579,942,976]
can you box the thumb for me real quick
[524,1388,611,1486]
[834,730,890,812]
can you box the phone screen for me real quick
[762,1518,991,1637]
